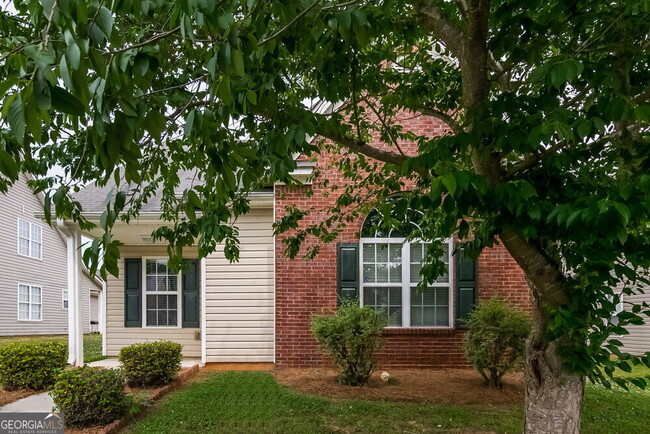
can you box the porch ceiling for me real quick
[81,218,171,245]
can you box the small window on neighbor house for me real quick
[144,259,180,327]
[18,218,42,259]
[62,290,69,309]
[611,293,625,326]
[18,284,42,321]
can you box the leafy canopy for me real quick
[0,0,649,387]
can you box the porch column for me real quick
[67,230,84,366]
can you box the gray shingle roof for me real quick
[73,170,202,213]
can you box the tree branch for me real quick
[415,0,465,58]
[316,125,409,167]
[104,27,180,55]
[259,0,322,46]
[416,107,462,134]
[505,142,567,179]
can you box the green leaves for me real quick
[91,6,114,42]
[550,60,583,89]
[530,59,584,88]
[50,85,85,115]
[0,150,19,181]
[6,94,25,144]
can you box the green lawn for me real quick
[0,334,104,363]
[126,371,650,434]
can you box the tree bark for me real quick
[499,228,585,433]
[524,320,585,433]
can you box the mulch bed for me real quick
[274,368,524,406]
[0,389,39,408]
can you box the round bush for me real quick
[463,298,531,389]
[50,366,128,427]
[0,341,67,390]
[118,340,183,387]
[311,302,387,386]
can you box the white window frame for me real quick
[17,218,43,260]
[360,237,454,328]
[17,284,43,321]
[141,257,182,329]
[62,290,69,309]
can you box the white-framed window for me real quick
[18,284,42,321]
[62,290,69,309]
[361,238,453,327]
[17,218,42,259]
[358,204,454,328]
[143,258,181,327]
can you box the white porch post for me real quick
[201,257,206,365]
[101,280,107,356]
[67,230,84,366]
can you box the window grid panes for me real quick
[62,290,69,309]
[361,239,453,328]
[363,243,402,284]
[410,243,449,284]
[145,259,179,327]
[363,287,402,326]
[411,287,450,326]
[17,219,42,259]
[18,284,42,321]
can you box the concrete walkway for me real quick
[0,392,53,413]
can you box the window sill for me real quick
[381,327,457,336]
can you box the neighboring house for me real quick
[611,280,650,355]
[63,112,649,367]
[0,174,103,336]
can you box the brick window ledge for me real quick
[382,327,458,336]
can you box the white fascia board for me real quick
[280,160,317,186]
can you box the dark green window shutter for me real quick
[337,243,359,305]
[456,249,477,328]
[182,259,200,328]
[124,258,142,327]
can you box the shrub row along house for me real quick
[0,174,102,339]
[62,113,648,367]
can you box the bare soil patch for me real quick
[274,368,524,406]
[0,389,39,408]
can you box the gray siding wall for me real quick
[0,176,95,336]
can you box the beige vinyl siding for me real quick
[104,245,201,358]
[205,208,275,362]
[0,176,95,336]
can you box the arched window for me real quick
[359,208,453,328]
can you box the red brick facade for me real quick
[274,113,532,368]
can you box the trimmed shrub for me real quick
[50,366,129,427]
[463,298,531,389]
[118,340,183,387]
[311,302,387,386]
[0,341,67,390]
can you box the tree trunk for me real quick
[498,228,585,432]
[523,319,585,433]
